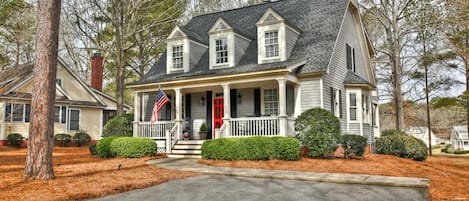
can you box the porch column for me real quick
[174,88,183,140]
[222,84,231,137]
[133,92,141,137]
[277,79,287,136]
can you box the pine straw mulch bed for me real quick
[0,146,198,201]
[199,154,469,201]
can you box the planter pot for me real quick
[199,131,207,140]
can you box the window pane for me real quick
[215,38,228,64]
[69,110,80,130]
[350,93,356,106]
[5,103,11,122]
[61,106,67,123]
[350,108,357,120]
[12,104,24,122]
[25,104,31,122]
[172,45,183,69]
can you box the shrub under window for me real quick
[54,134,72,147]
[103,113,133,137]
[73,132,91,146]
[7,133,24,148]
[341,134,367,158]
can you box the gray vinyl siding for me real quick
[286,27,299,59]
[237,88,254,117]
[234,35,250,66]
[363,123,372,144]
[190,92,206,119]
[348,123,361,135]
[189,41,207,70]
[300,78,321,113]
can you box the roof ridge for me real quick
[190,0,285,19]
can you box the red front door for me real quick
[213,98,224,138]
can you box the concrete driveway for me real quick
[91,175,427,201]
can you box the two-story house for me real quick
[128,0,380,156]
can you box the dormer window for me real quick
[265,31,279,58]
[215,38,228,64]
[172,45,184,69]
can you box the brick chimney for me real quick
[91,53,104,91]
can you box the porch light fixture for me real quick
[200,96,205,106]
[237,93,242,104]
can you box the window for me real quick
[25,104,30,122]
[362,95,369,121]
[12,104,24,122]
[103,110,117,126]
[464,141,469,145]
[69,109,80,130]
[54,106,61,122]
[172,45,183,69]
[346,44,356,72]
[61,106,67,123]
[5,103,11,122]
[265,31,279,58]
[53,106,67,123]
[56,79,62,87]
[349,93,357,120]
[264,89,278,115]
[330,88,342,118]
[215,38,228,64]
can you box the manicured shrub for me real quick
[89,144,97,155]
[109,137,157,158]
[375,135,427,161]
[103,113,133,137]
[7,133,23,148]
[295,108,341,158]
[54,134,72,147]
[341,134,367,158]
[96,137,118,158]
[454,150,469,154]
[201,136,300,161]
[73,132,91,146]
[380,129,406,137]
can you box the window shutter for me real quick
[206,91,212,139]
[5,103,11,122]
[25,104,31,123]
[166,95,172,120]
[352,48,356,72]
[346,44,352,70]
[185,94,191,119]
[330,87,335,114]
[230,89,237,118]
[339,90,343,118]
[254,88,261,117]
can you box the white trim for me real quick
[99,109,103,137]
[167,26,188,40]
[319,78,324,108]
[209,32,235,68]
[4,75,33,95]
[208,18,233,34]
[68,108,81,131]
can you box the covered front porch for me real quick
[131,73,300,153]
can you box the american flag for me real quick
[151,88,170,122]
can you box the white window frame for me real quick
[215,37,228,64]
[263,88,278,116]
[348,93,358,121]
[265,31,279,58]
[68,108,80,131]
[346,43,357,72]
[56,78,63,87]
[172,45,184,70]
[166,39,190,74]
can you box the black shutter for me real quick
[330,87,334,114]
[185,94,191,119]
[206,91,212,139]
[339,90,343,118]
[230,89,237,118]
[25,104,31,122]
[254,88,261,117]
[346,44,352,70]
[165,95,172,120]
[352,48,356,72]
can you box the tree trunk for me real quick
[24,0,61,180]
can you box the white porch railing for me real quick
[135,121,175,139]
[165,124,179,153]
[229,117,280,137]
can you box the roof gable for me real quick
[256,7,284,25]
[208,17,233,33]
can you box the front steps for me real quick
[166,140,204,159]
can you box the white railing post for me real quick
[277,79,287,136]
[222,84,231,138]
[165,129,171,153]
[133,92,141,137]
[174,88,183,140]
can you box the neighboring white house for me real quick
[451,126,469,151]
[0,55,131,145]
[127,0,379,154]
[407,127,441,148]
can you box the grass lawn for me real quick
[200,154,469,201]
[0,146,197,201]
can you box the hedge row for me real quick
[95,137,157,158]
[375,135,427,161]
[201,136,301,161]
[54,132,91,147]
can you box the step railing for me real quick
[165,124,179,153]
[136,121,175,139]
[229,116,280,137]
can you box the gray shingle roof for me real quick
[134,0,349,85]
[344,70,374,87]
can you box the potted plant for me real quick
[199,123,208,140]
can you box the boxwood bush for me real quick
[89,143,97,155]
[54,134,72,147]
[96,137,118,158]
[103,113,133,137]
[381,129,406,137]
[376,135,427,161]
[201,136,300,161]
[73,132,91,146]
[109,137,157,158]
[7,133,24,148]
[294,108,341,158]
[341,134,367,158]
